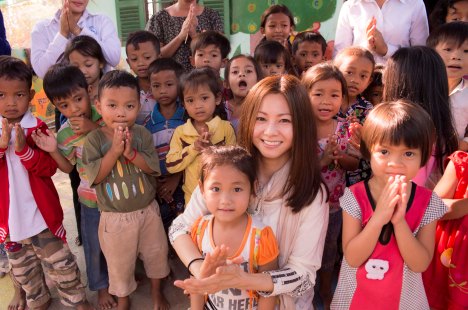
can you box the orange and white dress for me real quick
[191,214,279,310]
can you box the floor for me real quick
[0,171,191,310]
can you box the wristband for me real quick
[128,148,137,162]
[187,257,204,276]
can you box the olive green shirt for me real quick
[82,125,160,212]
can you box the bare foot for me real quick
[8,286,26,310]
[150,279,169,310]
[116,296,130,310]
[97,288,117,310]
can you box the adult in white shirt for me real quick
[334,0,430,64]
[31,0,120,78]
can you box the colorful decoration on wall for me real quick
[231,0,338,34]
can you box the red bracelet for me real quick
[128,148,137,162]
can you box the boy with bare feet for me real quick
[82,70,170,310]
[0,56,91,310]
[34,64,117,310]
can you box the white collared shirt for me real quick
[0,110,47,241]
[450,79,468,139]
[31,9,121,78]
[333,0,429,64]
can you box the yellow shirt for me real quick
[166,116,236,204]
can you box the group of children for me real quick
[0,1,467,310]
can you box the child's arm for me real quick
[434,160,468,220]
[343,177,401,267]
[166,127,200,173]
[92,127,125,184]
[338,153,359,171]
[391,180,437,272]
[31,129,73,173]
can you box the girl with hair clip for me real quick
[254,40,297,78]
[62,35,106,102]
[224,54,263,132]
[31,0,120,79]
[259,4,295,51]
[331,100,448,309]
[171,75,329,310]
[430,0,468,30]
[302,62,359,309]
[383,46,459,189]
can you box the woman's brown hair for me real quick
[238,75,325,213]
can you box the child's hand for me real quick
[391,176,409,225]
[199,245,230,279]
[14,123,26,152]
[158,173,181,204]
[321,135,341,167]
[346,113,359,124]
[194,130,212,152]
[123,127,135,158]
[110,126,125,156]
[31,129,57,153]
[373,176,401,227]
[69,116,98,135]
[348,122,362,151]
[0,118,12,149]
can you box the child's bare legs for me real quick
[117,296,130,310]
[98,288,117,310]
[151,278,169,310]
[8,276,26,310]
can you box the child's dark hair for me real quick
[224,54,263,87]
[200,145,256,191]
[98,70,140,100]
[383,46,459,172]
[302,61,348,98]
[361,100,435,167]
[362,64,384,99]
[260,4,295,29]
[62,35,106,67]
[292,31,327,55]
[334,46,376,71]
[179,67,227,119]
[254,40,297,76]
[429,0,468,30]
[0,56,32,89]
[190,30,231,59]
[148,58,184,78]
[125,30,160,55]
[427,21,468,49]
[43,64,88,103]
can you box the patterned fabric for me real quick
[57,106,103,208]
[335,95,373,186]
[137,90,157,125]
[5,229,86,308]
[423,151,468,309]
[317,120,356,210]
[144,100,185,175]
[331,185,447,309]
[82,125,161,213]
[146,8,224,72]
